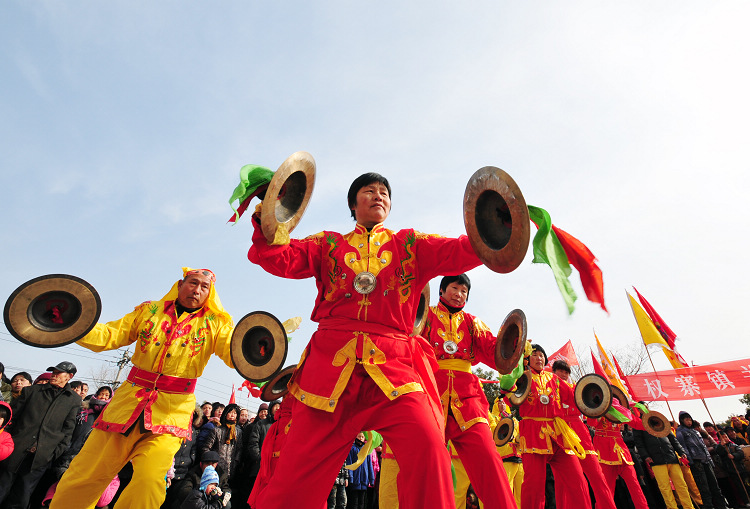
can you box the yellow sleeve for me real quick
[211,318,235,369]
[76,305,144,352]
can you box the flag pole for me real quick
[626,290,676,422]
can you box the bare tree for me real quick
[89,364,119,391]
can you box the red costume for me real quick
[517,369,591,509]
[588,417,649,509]
[248,398,294,508]
[248,219,481,509]
[558,382,616,509]
[424,301,516,508]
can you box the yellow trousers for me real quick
[50,427,181,509]
[503,461,524,509]
[652,463,694,509]
[379,456,400,509]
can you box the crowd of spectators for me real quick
[2,357,749,509]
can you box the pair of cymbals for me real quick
[4,274,101,348]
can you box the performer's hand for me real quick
[499,355,524,391]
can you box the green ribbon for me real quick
[228,164,275,223]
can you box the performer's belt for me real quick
[596,430,623,439]
[526,416,586,459]
[126,367,197,394]
[437,359,472,372]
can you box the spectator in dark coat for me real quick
[179,465,228,509]
[246,402,271,489]
[202,403,243,481]
[8,372,32,402]
[197,402,225,457]
[676,411,726,509]
[0,362,81,508]
[172,451,232,509]
[346,433,375,509]
[0,362,12,401]
[633,424,693,509]
[163,406,203,509]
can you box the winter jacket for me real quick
[346,440,375,490]
[52,396,109,479]
[0,380,11,402]
[2,382,81,471]
[202,425,242,480]
[676,424,711,464]
[247,417,272,477]
[633,428,685,466]
[333,461,352,486]
[179,488,225,509]
[174,426,200,481]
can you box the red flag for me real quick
[613,355,636,398]
[590,350,607,379]
[229,384,236,404]
[632,288,677,347]
[551,225,607,312]
[546,340,579,368]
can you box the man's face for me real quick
[213,406,224,418]
[357,432,366,442]
[258,409,268,420]
[441,282,469,308]
[11,376,30,393]
[271,403,281,415]
[727,429,737,438]
[239,409,249,425]
[73,384,89,398]
[177,273,212,309]
[49,370,72,388]
[553,369,570,382]
[202,404,212,417]
[351,182,390,227]
[529,350,546,372]
[683,416,693,427]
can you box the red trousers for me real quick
[446,417,516,509]
[254,364,454,509]
[601,463,649,509]
[521,446,592,509]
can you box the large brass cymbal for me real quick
[231,311,288,383]
[260,364,297,402]
[493,416,515,447]
[463,167,530,274]
[508,370,532,407]
[4,274,101,348]
[643,410,671,438]
[411,284,430,337]
[495,309,527,375]
[261,151,316,243]
[574,374,613,418]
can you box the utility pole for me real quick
[111,349,132,390]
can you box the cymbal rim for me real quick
[575,374,613,418]
[3,274,101,348]
[411,284,430,337]
[463,167,530,274]
[231,311,288,383]
[260,364,297,402]
[261,151,316,242]
[495,308,527,374]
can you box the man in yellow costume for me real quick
[50,268,235,508]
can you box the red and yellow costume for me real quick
[517,369,591,509]
[423,301,515,509]
[558,382,616,509]
[51,268,234,509]
[248,220,480,509]
[492,398,524,508]
[588,417,649,509]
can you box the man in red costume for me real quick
[248,173,481,509]
[517,344,591,509]
[551,360,617,509]
[423,274,516,508]
[587,402,649,509]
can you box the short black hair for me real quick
[70,381,84,390]
[11,372,32,385]
[551,359,571,374]
[439,274,471,297]
[96,386,113,398]
[347,173,391,220]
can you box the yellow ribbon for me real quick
[527,416,586,459]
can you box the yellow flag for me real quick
[627,292,685,369]
[594,333,629,396]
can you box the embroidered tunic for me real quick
[78,299,234,438]
[248,221,480,415]
[423,302,497,431]
[588,418,635,465]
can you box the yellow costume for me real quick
[492,398,523,508]
[50,268,234,509]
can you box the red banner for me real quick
[624,358,750,401]
[545,340,579,371]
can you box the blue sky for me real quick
[2,2,749,420]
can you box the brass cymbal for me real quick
[261,151,316,243]
[231,311,289,383]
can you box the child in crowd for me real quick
[0,401,14,461]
